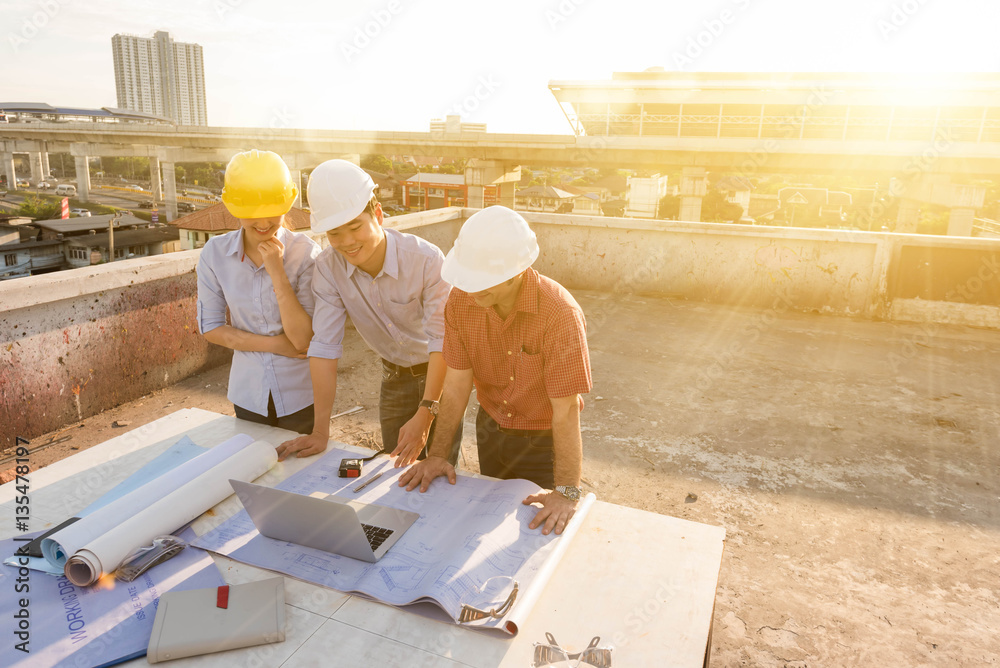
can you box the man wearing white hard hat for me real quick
[399,206,592,536]
[276,159,461,465]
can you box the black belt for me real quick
[382,359,429,376]
[498,425,553,438]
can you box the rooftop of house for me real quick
[65,226,178,248]
[404,173,466,186]
[170,203,312,232]
[515,185,577,199]
[34,213,149,233]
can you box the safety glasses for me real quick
[457,576,519,623]
[532,633,614,667]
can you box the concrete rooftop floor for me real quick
[18,290,1000,666]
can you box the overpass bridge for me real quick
[2,72,998,230]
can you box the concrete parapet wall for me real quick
[0,251,229,450]
[529,215,881,315]
[387,207,465,254]
[3,208,998,449]
[406,208,1000,325]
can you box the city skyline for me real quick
[1,0,999,134]
[112,31,207,125]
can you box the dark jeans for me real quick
[233,394,314,435]
[475,408,554,489]
[380,366,463,465]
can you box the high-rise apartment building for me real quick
[111,31,207,126]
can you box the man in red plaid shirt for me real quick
[399,206,592,535]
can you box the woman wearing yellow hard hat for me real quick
[195,149,321,433]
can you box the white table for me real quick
[0,409,725,667]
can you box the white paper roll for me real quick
[41,434,277,586]
[502,492,596,635]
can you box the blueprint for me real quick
[3,436,210,576]
[192,447,594,634]
[80,436,208,516]
[0,527,224,668]
[41,434,276,586]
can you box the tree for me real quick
[917,206,950,235]
[191,168,215,187]
[17,194,61,220]
[361,155,393,174]
[657,194,680,220]
[393,161,417,176]
[701,189,743,224]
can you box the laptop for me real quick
[229,479,420,563]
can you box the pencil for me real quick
[353,471,383,492]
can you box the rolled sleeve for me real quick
[307,254,348,360]
[420,252,451,355]
[195,249,228,334]
[293,239,322,317]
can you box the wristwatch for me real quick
[418,399,439,417]
[555,485,582,501]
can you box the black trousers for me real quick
[475,409,554,489]
[234,394,314,435]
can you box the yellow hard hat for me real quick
[221,150,298,219]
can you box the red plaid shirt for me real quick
[443,268,592,430]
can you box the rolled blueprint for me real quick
[41,434,277,587]
[503,492,596,634]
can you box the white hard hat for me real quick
[307,159,376,233]
[441,206,539,293]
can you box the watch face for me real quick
[557,486,581,500]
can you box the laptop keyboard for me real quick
[361,524,394,551]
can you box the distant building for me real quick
[65,227,179,266]
[397,155,445,169]
[0,239,64,280]
[749,194,780,221]
[364,169,402,206]
[170,204,312,250]
[0,214,175,279]
[715,175,753,216]
[515,185,577,213]
[0,221,22,246]
[402,173,496,211]
[112,31,207,125]
[562,185,607,215]
[429,115,487,134]
[626,174,668,219]
[0,102,172,125]
[549,70,1000,143]
[778,186,853,226]
[34,214,150,240]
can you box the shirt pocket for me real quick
[382,297,423,331]
[514,350,545,387]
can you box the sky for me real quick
[2,0,999,135]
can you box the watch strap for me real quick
[555,485,582,500]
